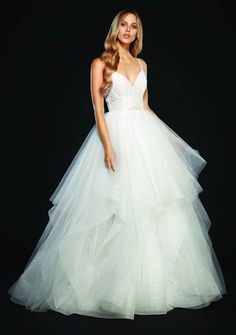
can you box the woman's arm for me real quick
[140,59,187,151]
[90,58,115,171]
[139,58,158,117]
[90,58,113,151]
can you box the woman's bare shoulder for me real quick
[138,57,148,70]
[91,57,105,71]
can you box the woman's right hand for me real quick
[104,145,116,172]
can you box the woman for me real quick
[8,8,226,320]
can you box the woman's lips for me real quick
[123,34,130,39]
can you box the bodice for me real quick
[105,60,147,112]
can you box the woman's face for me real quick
[117,13,138,45]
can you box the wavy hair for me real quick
[99,9,143,96]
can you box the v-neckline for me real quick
[114,69,143,87]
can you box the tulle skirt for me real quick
[8,108,226,319]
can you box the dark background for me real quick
[2,0,235,334]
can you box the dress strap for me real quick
[137,58,143,71]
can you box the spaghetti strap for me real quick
[137,58,143,71]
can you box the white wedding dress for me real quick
[8,58,226,319]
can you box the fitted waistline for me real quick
[107,108,147,114]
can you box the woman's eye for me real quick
[120,22,137,29]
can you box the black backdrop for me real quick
[3,1,235,334]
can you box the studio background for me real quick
[3,1,235,334]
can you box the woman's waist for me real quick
[107,107,147,114]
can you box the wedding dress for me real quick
[8,58,226,319]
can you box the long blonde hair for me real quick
[99,9,143,96]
